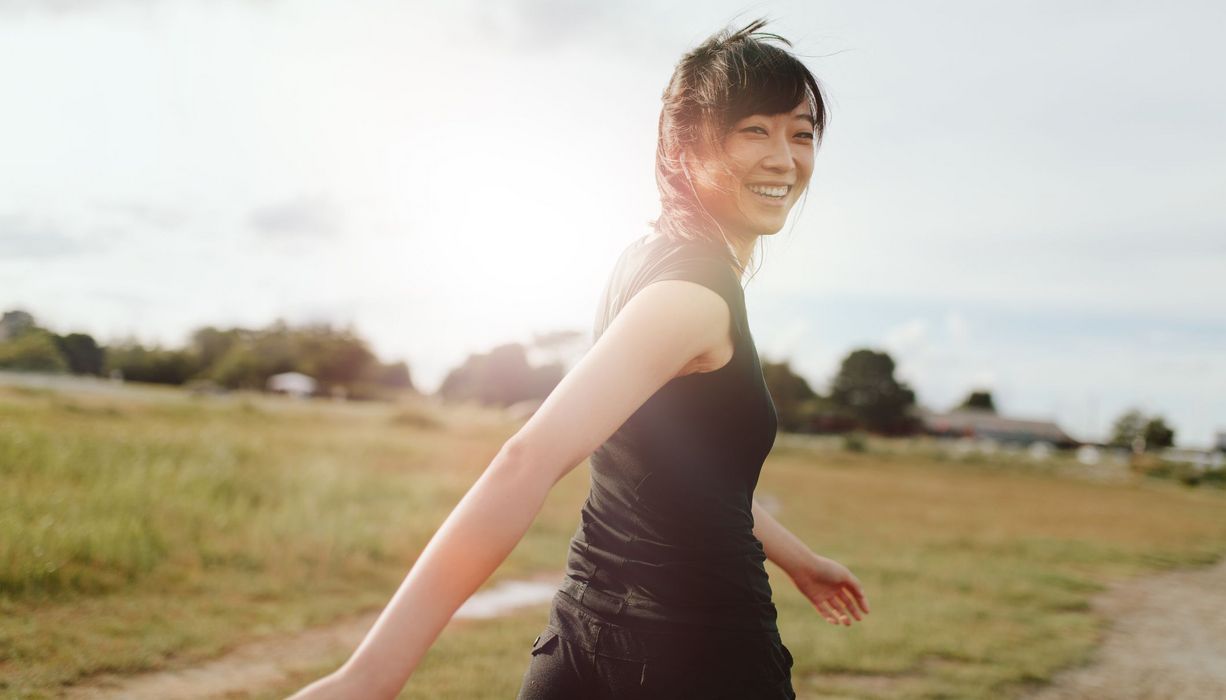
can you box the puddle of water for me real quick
[757,492,782,515]
[454,578,560,619]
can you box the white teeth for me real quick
[747,184,789,198]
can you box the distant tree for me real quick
[208,329,295,390]
[762,358,820,433]
[0,329,68,372]
[308,335,376,389]
[348,359,418,400]
[375,361,414,390]
[483,343,535,406]
[106,343,198,385]
[1143,416,1175,449]
[437,342,560,407]
[0,310,36,341]
[958,389,996,413]
[524,361,565,403]
[190,326,241,371]
[830,348,918,435]
[191,320,401,397]
[54,332,106,375]
[1109,408,1148,449]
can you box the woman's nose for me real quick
[760,134,795,172]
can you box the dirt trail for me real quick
[796,556,1226,700]
[1026,555,1226,700]
[61,572,563,700]
[61,609,382,700]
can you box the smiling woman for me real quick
[288,17,867,700]
[686,101,818,243]
[652,19,828,279]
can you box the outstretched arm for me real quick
[288,441,557,699]
[751,497,871,626]
[288,277,738,699]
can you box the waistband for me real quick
[558,574,779,634]
[548,582,782,664]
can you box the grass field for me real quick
[2,376,1224,699]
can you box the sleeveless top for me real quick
[562,232,781,633]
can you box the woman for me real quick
[290,18,868,700]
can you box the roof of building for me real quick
[916,406,1077,445]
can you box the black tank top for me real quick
[562,232,781,633]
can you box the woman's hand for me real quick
[790,553,870,627]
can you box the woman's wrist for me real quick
[785,549,827,582]
[287,668,356,699]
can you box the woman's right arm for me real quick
[288,278,733,700]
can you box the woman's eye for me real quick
[741,126,768,135]
[795,131,815,141]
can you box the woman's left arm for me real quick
[751,498,871,626]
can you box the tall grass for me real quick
[0,383,583,697]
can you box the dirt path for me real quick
[61,572,564,700]
[795,556,1226,700]
[1026,555,1226,700]
[62,608,383,700]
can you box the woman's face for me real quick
[686,99,816,240]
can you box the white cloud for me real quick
[0,214,97,259]
[882,317,928,357]
[249,193,341,240]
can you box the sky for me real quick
[1,0,1223,446]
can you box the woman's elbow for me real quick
[499,432,581,490]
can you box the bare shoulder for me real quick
[506,274,734,485]
[636,278,735,378]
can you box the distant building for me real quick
[1215,430,1226,453]
[1160,447,1225,473]
[266,371,317,398]
[916,407,1079,448]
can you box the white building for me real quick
[266,371,317,399]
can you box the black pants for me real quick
[516,584,796,699]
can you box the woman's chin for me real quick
[752,218,788,236]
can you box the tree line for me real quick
[0,309,411,400]
[0,308,1183,447]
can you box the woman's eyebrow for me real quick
[794,113,817,127]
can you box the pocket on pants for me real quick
[518,627,588,700]
[529,628,560,656]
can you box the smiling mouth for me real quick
[746,183,791,202]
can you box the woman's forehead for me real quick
[733,101,816,125]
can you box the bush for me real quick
[842,431,868,452]
[0,330,68,373]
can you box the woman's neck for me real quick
[727,233,756,278]
[652,217,758,278]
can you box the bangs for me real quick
[721,44,822,132]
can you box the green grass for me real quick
[0,382,585,698]
[2,380,1225,699]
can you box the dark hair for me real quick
[651,18,829,277]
